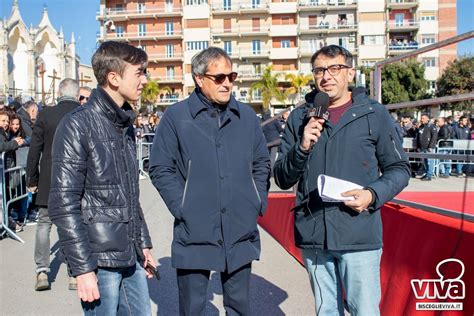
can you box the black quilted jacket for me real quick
[48,87,152,277]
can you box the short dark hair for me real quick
[92,41,148,86]
[23,100,38,111]
[310,45,353,67]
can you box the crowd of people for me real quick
[0,41,472,316]
[397,113,472,181]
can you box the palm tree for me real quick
[285,73,313,104]
[249,65,287,112]
[141,80,171,106]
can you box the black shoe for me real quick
[421,177,432,181]
[439,174,449,179]
[449,172,459,176]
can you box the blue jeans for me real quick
[302,248,382,316]
[437,148,452,176]
[422,149,435,178]
[81,262,151,316]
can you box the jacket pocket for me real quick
[249,164,262,214]
[82,209,129,253]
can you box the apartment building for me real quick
[96,0,456,108]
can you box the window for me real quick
[421,12,436,21]
[166,66,175,79]
[281,40,291,48]
[282,17,290,25]
[395,13,404,27]
[428,81,436,90]
[223,0,232,10]
[309,15,317,28]
[252,40,261,54]
[224,41,232,55]
[186,41,209,51]
[165,0,173,12]
[423,58,436,68]
[252,0,260,9]
[115,4,124,12]
[166,44,174,58]
[253,89,262,100]
[116,26,124,37]
[138,23,146,36]
[165,22,174,35]
[421,34,436,45]
[138,1,145,13]
[253,63,262,76]
[186,0,208,5]
[338,37,348,49]
[362,35,384,45]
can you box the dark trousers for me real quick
[176,263,252,316]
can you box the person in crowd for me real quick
[436,117,452,178]
[416,113,438,181]
[401,116,417,138]
[48,41,156,315]
[9,114,31,146]
[149,47,270,316]
[78,86,92,105]
[26,78,81,291]
[452,115,470,177]
[273,45,410,315]
[0,110,25,168]
[262,111,284,172]
[17,100,38,137]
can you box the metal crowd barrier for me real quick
[1,152,28,243]
[136,133,155,178]
[402,138,473,177]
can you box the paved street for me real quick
[0,179,314,316]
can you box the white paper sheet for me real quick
[317,174,364,202]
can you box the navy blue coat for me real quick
[149,91,270,273]
[274,91,410,251]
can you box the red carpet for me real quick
[396,191,474,215]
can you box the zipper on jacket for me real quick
[390,134,403,160]
[181,160,192,209]
[250,164,262,206]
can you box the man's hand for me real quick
[300,117,325,152]
[341,189,374,213]
[142,248,156,279]
[76,271,100,302]
[27,186,38,193]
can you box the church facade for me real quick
[0,0,79,104]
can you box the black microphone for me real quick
[307,92,330,121]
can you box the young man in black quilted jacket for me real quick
[49,41,155,315]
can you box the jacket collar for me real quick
[188,88,240,119]
[91,87,134,128]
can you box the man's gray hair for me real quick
[80,86,92,93]
[191,47,232,84]
[58,78,80,98]
[23,100,38,110]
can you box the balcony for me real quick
[237,71,263,81]
[238,2,269,13]
[387,0,418,10]
[156,96,182,106]
[388,40,419,54]
[104,30,184,41]
[239,25,271,36]
[239,48,271,59]
[270,47,298,60]
[298,0,358,12]
[269,2,298,14]
[270,25,298,37]
[211,27,240,38]
[387,19,419,32]
[147,53,184,62]
[96,6,183,21]
[212,4,240,14]
[152,75,184,84]
[299,23,357,35]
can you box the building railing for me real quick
[299,23,357,31]
[99,6,183,16]
[388,43,419,50]
[103,29,183,40]
[147,53,184,60]
[212,25,272,35]
[387,19,418,28]
[298,0,357,8]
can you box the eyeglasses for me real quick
[203,72,238,84]
[311,64,351,78]
[79,95,89,102]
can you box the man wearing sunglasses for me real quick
[78,86,92,105]
[149,47,270,315]
[274,45,410,315]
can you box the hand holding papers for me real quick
[317,175,363,203]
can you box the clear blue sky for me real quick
[1,0,473,65]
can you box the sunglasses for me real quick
[203,72,238,84]
[79,95,89,102]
